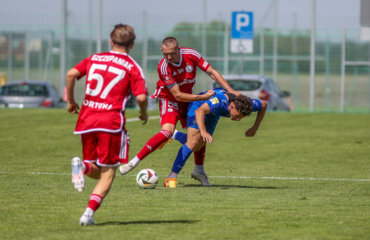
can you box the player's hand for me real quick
[200,130,213,143]
[67,101,79,114]
[230,90,242,96]
[139,111,148,125]
[202,89,215,100]
[245,127,258,137]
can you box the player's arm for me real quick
[205,66,240,96]
[168,84,214,102]
[66,68,80,114]
[194,103,213,143]
[245,100,267,137]
[136,94,148,125]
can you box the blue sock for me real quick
[171,144,193,174]
[174,131,187,145]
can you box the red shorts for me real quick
[80,130,130,167]
[159,98,188,129]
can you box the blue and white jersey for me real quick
[188,88,262,119]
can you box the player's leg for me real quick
[172,129,188,144]
[72,133,102,192]
[164,127,202,188]
[79,166,117,225]
[190,142,212,186]
[190,115,218,186]
[119,99,180,175]
[79,131,122,226]
[119,122,175,175]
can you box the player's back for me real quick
[188,90,229,118]
[78,51,144,112]
[74,51,147,134]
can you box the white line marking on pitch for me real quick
[126,116,160,122]
[0,172,369,182]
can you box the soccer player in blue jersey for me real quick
[163,88,267,187]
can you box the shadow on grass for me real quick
[95,220,200,226]
[181,184,284,189]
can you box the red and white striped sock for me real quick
[83,162,93,175]
[137,130,172,160]
[86,194,103,213]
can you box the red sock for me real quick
[83,161,93,175]
[87,194,103,212]
[194,145,206,165]
[137,130,172,160]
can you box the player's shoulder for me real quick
[208,92,225,104]
[180,47,201,59]
[251,99,262,111]
[157,58,171,74]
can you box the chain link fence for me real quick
[0,0,368,112]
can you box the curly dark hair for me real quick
[234,95,253,117]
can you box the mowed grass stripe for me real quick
[1,171,369,182]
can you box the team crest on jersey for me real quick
[168,108,173,112]
[163,75,172,84]
[210,97,219,105]
[185,65,193,73]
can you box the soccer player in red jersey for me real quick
[119,37,238,175]
[66,24,148,225]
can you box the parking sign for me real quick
[231,11,253,53]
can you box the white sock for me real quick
[194,164,205,174]
[172,129,178,139]
[83,207,94,217]
[168,172,178,178]
[81,162,86,172]
[129,156,141,167]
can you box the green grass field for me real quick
[0,109,369,239]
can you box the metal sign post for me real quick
[231,12,254,75]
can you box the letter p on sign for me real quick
[236,13,250,31]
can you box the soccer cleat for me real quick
[158,139,172,149]
[119,162,136,175]
[164,178,177,188]
[71,157,85,192]
[191,170,212,186]
[79,214,95,226]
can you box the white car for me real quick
[212,75,291,111]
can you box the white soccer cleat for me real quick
[191,170,212,186]
[71,157,85,192]
[79,214,95,226]
[119,162,136,175]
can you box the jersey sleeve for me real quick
[157,61,176,86]
[130,64,148,96]
[251,99,262,112]
[73,58,89,80]
[205,94,223,113]
[189,49,209,72]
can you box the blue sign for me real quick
[231,12,253,39]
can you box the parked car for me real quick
[212,75,292,111]
[0,80,65,108]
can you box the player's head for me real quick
[229,95,253,121]
[110,24,136,50]
[161,37,180,64]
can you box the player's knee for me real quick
[187,138,200,150]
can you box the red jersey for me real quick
[150,47,210,101]
[73,51,148,134]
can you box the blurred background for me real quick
[0,0,369,112]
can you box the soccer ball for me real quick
[136,169,159,189]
